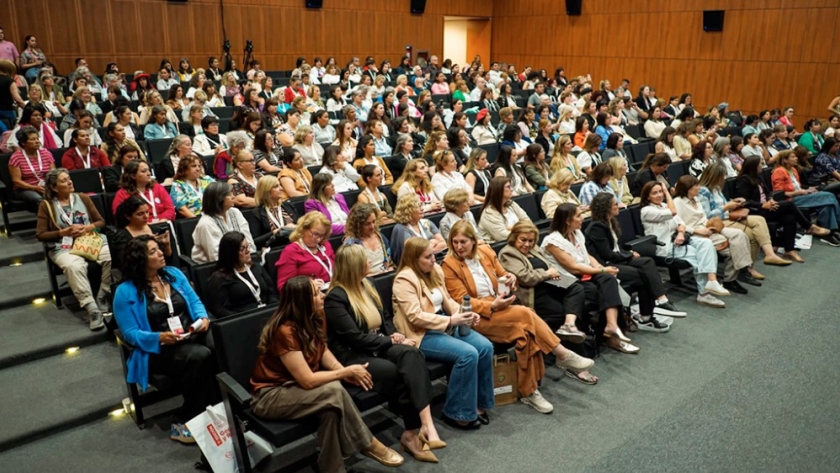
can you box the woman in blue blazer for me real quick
[114,235,217,444]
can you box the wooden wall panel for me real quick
[492,0,840,125]
[3,0,490,75]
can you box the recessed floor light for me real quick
[66,346,80,354]
[32,298,46,305]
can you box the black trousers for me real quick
[148,331,220,422]
[757,200,810,251]
[341,344,431,430]
[615,257,666,316]
[581,274,625,333]
[532,282,586,331]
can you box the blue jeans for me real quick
[792,191,840,229]
[418,329,495,421]
[0,109,16,132]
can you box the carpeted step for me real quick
[0,233,48,266]
[0,260,55,311]
[0,303,110,370]
[0,342,125,452]
[0,210,37,236]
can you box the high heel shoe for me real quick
[401,441,439,463]
[604,327,631,343]
[419,431,447,450]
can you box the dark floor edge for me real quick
[0,252,45,267]
[0,403,121,454]
[0,292,55,312]
[0,335,112,370]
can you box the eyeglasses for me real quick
[238,159,255,164]
[239,245,251,253]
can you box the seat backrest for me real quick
[616,207,639,245]
[69,168,104,194]
[342,189,362,209]
[191,262,216,302]
[49,147,68,165]
[0,153,15,202]
[211,306,276,388]
[380,185,397,211]
[211,107,235,119]
[512,193,540,221]
[87,193,106,220]
[628,205,644,236]
[666,161,687,186]
[286,196,307,219]
[262,247,283,282]
[174,217,200,254]
[722,178,737,200]
[145,139,174,165]
[240,208,260,241]
[625,124,642,140]
[478,143,499,165]
[372,272,395,315]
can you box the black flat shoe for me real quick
[477,411,489,425]
[723,280,748,295]
[737,272,762,287]
[442,414,481,430]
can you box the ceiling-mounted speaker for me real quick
[565,0,582,16]
[306,0,322,8]
[411,0,426,15]
[703,10,725,32]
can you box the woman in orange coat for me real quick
[440,220,595,414]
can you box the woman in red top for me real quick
[61,129,110,171]
[251,276,403,472]
[111,160,175,222]
[275,211,336,292]
[9,125,55,211]
[771,149,840,241]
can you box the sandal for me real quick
[565,369,598,385]
[555,324,586,344]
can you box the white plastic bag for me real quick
[187,403,274,473]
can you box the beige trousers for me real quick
[50,245,112,308]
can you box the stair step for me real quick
[0,233,47,266]
[0,303,110,370]
[0,262,53,311]
[0,342,125,452]
[1,211,37,235]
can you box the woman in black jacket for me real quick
[585,193,685,330]
[206,231,277,318]
[734,156,829,263]
[251,175,299,249]
[324,245,443,463]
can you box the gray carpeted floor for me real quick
[1,243,839,472]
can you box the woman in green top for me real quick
[797,119,825,155]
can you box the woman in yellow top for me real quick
[278,149,312,200]
[607,157,636,207]
[550,135,585,184]
[541,169,589,220]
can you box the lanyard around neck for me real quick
[234,267,263,305]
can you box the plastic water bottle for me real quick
[458,296,472,337]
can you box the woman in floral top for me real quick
[170,155,215,218]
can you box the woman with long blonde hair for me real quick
[393,158,443,214]
[550,135,584,183]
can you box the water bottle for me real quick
[458,296,472,337]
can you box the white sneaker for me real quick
[556,351,595,372]
[704,280,731,297]
[657,315,675,325]
[696,293,726,308]
[521,389,554,414]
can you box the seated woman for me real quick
[688,140,713,178]
[193,116,229,157]
[478,177,530,244]
[393,237,493,429]
[586,193,686,329]
[607,157,635,207]
[319,145,360,194]
[5,104,61,151]
[390,194,447,265]
[114,236,217,445]
[673,175,753,294]
[639,181,729,307]
[275,211,335,292]
[523,143,551,191]
[156,135,193,186]
[439,188,481,242]
[169,155,215,218]
[228,150,265,209]
[63,110,103,148]
[252,129,283,174]
[697,163,792,277]
[431,149,473,202]
[576,134,603,177]
[206,231,277,318]
[251,175,299,250]
[110,196,173,282]
[771,150,840,245]
[104,144,144,193]
[736,156,828,263]
[578,162,616,206]
[494,145,534,195]
[443,220,595,409]
[278,148,313,199]
[343,203,395,275]
[353,134,394,187]
[634,152,672,196]
[191,182,255,264]
[463,148,493,204]
[304,173,351,236]
[251,276,404,471]
[143,105,179,140]
[325,246,442,461]
[61,129,110,172]
[100,121,145,168]
[550,136,585,184]
[35,168,112,331]
[356,164,394,224]
[393,155,444,212]
[540,204,639,353]
[9,125,56,211]
[292,124,326,167]
[542,169,588,220]
[112,160,176,223]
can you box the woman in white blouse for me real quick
[191,182,255,264]
[431,150,473,203]
[292,125,325,166]
[471,109,499,145]
[319,145,360,194]
[643,106,666,140]
[477,177,530,244]
[638,180,728,308]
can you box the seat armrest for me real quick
[623,235,661,258]
[217,372,252,407]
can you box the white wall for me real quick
[443,20,469,68]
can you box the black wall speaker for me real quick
[703,10,725,32]
[411,0,427,15]
[565,0,582,16]
[306,0,322,8]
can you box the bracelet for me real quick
[601,268,605,274]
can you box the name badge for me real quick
[37,179,45,187]
[61,236,74,250]
[167,316,185,335]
